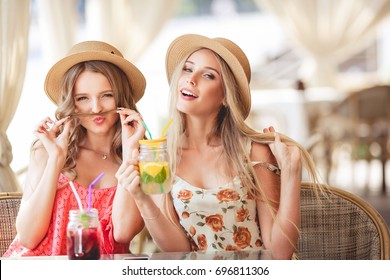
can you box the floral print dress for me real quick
[171,176,263,252]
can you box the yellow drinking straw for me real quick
[161,118,173,138]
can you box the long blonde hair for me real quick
[164,48,322,246]
[33,60,140,180]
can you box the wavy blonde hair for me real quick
[163,48,323,249]
[34,61,140,180]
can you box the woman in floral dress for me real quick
[119,34,321,260]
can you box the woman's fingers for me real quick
[52,116,70,129]
[263,126,275,134]
[117,108,141,125]
[274,131,281,143]
[47,117,70,138]
[116,149,139,178]
[117,107,137,114]
[262,126,302,173]
[117,108,146,139]
[116,148,144,195]
[116,159,138,176]
[120,163,139,180]
[116,161,142,193]
[35,117,53,133]
[34,116,70,135]
[123,115,142,128]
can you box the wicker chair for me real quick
[297,182,390,260]
[0,192,22,256]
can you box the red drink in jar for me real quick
[67,209,101,260]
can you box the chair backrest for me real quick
[297,182,390,259]
[0,192,22,256]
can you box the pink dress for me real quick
[2,174,129,257]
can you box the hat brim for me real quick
[45,51,145,105]
[165,34,251,118]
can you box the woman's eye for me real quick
[75,96,87,102]
[102,93,114,98]
[183,67,192,73]
[204,73,215,80]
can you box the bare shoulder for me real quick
[250,141,273,163]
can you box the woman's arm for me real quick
[16,117,71,249]
[136,194,191,252]
[251,131,302,260]
[112,150,144,243]
[115,150,191,252]
[111,109,146,243]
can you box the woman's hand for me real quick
[33,116,72,163]
[116,149,146,200]
[117,108,145,161]
[263,126,301,172]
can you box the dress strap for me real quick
[247,139,281,175]
[250,161,281,175]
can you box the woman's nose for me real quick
[186,74,196,86]
[91,98,103,113]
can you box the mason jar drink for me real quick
[138,138,171,194]
[66,208,101,260]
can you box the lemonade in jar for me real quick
[138,138,171,194]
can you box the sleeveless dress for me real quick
[2,174,129,257]
[171,141,280,252]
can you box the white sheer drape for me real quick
[36,0,78,64]
[36,0,179,64]
[35,0,179,66]
[255,0,390,87]
[85,0,179,60]
[0,0,30,192]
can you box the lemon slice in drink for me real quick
[140,162,170,184]
[140,162,166,177]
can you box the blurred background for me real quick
[1,0,390,229]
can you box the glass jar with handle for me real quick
[66,208,101,260]
[138,138,171,195]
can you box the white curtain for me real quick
[85,0,180,60]
[36,0,78,65]
[255,0,390,87]
[0,0,30,192]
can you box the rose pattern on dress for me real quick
[189,226,196,236]
[225,245,238,251]
[205,214,224,232]
[255,239,263,247]
[235,208,249,222]
[216,189,240,202]
[182,211,190,219]
[177,189,193,201]
[172,177,263,252]
[176,189,194,211]
[233,226,252,249]
[197,234,208,251]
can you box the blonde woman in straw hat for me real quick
[3,41,146,257]
[122,34,321,260]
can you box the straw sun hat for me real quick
[44,41,146,105]
[165,34,251,118]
